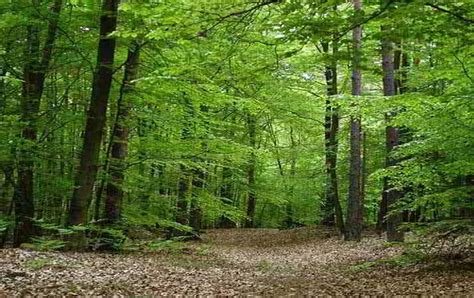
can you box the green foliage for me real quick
[350,249,427,272]
[146,240,186,254]
[86,226,128,251]
[1,0,472,250]
[404,220,474,259]
[0,216,11,233]
[22,237,66,251]
[25,258,63,270]
[256,259,274,273]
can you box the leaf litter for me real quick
[0,227,472,296]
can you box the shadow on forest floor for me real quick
[0,227,473,296]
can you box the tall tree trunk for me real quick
[174,96,194,233]
[361,130,367,219]
[285,127,297,228]
[345,0,363,241]
[245,113,257,228]
[381,23,404,241]
[0,67,5,114]
[189,167,205,232]
[68,0,119,226]
[14,0,62,246]
[0,165,15,248]
[189,104,209,232]
[320,41,344,234]
[218,166,236,228]
[176,167,190,227]
[104,42,141,223]
[377,39,402,233]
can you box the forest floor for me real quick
[0,227,473,296]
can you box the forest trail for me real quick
[1,228,473,296]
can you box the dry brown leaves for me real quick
[0,227,473,296]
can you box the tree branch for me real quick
[425,3,474,25]
[336,0,395,40]
[201,0,282,35]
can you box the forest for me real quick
[0,0,473,296]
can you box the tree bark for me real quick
[0,67,5,114]
[105,42,141,223]
[345,0,363,241]
[285,127,297,228]
[176,168,190,227]
[380,22,404,241]
[174,96,194,233]
[190,167,205,232]
[218,166,236,228]
[189,104,210,232]
[320,41,344,234]
[14,0,62,246]
[245,113,257,228]
[68,0,119,226]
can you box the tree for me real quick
[380,12,404,242]
[1,0,471,252]
[68,0,119,226]
[105,42,141,223]
[320,40,344,234]
[14,0,62,246]
[245,112,257,228]
[345,0,363,241]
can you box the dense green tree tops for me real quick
[0,0,472,248]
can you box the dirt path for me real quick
[1,228,473,296]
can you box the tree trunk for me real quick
[361,131,367,219]
[380,23,404,242]
[190,167,205,232]
[68,0,119,226]
[14,0,62,246]
[0,67,5,114]
[105,42,141,223]
[218,166,236,228]
[378,39,401,233]
[245,113,257,228]
[189,104,209,232]
[0,165,15,248]
[345,0,363,241]
[285,127,297,228]
[320,41,344,234]
[176,167,190,227]
[174,96,195,234]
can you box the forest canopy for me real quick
[0,0,473,250]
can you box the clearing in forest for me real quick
[0,228,473,296]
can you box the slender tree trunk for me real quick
[93,137,113,221]
[218,166,236,228]
[380,22,404,241]
[384,126,404,241]
[0,67,10,208]
[189,104,209,232]
[218,109,237,228]
[321,41,344,234]
[0,67,5,113]
[400,52,410,94]
[377,39,402,233]
[285,127,297,228]
[245,113,257,228]
[174,97,195,233]
[345,0,363,241]
[189,167,205,232]
[176,167,190,227]
[68,0,119,226]
[14,0,62,246]
[361,131,367,219]
[0,166,15,248]
[104,42,141,223]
